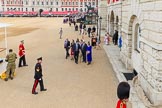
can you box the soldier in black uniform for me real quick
[32,57,47,95]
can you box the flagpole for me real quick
[4,25,8,55]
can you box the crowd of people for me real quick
[64,38,92,65]
[62,17,104,65]
[63,18,131,108]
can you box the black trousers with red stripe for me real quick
[32,78,44,93]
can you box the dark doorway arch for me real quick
[110,11,114,36]
[115,16,119,31]
[107,14,109,32]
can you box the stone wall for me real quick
[120,0,162,106]
[98,0,107,31]
[107,1,122,37]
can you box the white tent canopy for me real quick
[0,23,12,55]
[0,23,12,28]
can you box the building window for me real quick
[22,1,23,4]
[80,2,82,5]
[42,2,44,5]
[33,1,35,5]
[69,8,71,11]
[72,8,74,11]
[32,8,34,12]
[7,1,9,4]
[37,1,39,5]
[65,8,67,11]
[7,8,9,11]
[50,8,52,11]
[15,1,16,4]
[66,2,67,5]
[22,8,23,11]
[62,8,64,11]
[76,2,78,5]
[46,2,48,5]
[62,2,63,5]
[73,2,74,5]
[56,8,58,11]
[69,2,71,5]
[51,2,53,5]
[18,8,20,11]
[76,8,78,11]
[26,8,28,11]
[26,1,28,5]
[84,2,87,6]
[11,1,12,4]
[92,2,95,5]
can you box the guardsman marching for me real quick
[32,57,47,95]
[5,49,17,81]
[116,82,130,108]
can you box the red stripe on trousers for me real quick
[32,79,39,93]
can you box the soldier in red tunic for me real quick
[18,40,28,67]
[116,82,130,108]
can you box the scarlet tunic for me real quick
[116,100,126,108]
[19,44,25,57]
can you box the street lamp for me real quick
[99,16,102,42]
[96,16,98,36]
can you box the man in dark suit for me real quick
[73,40,80,64]
[92,26,96,33]
[64,38,70,59]
[81,40,87,63]
[87,27,91,37]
